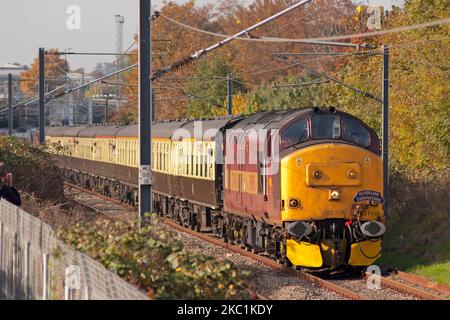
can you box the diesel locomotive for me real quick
[46,107,386,269]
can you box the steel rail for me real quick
[64,182,364,300]
[163,219,366,300]
[395,271,450,298]
[364,272,446,300]
[64,182,267,300]
[64,182,446,301]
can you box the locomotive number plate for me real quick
[139,165,152,185]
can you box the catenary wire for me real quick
[159,13,450,43]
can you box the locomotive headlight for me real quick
[313,170,322,179]
[289,198,300,209]
[329,189,341,200]
[287,221,312,239]
[347,169,357,179]
[360,221,386,237]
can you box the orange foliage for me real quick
[20,49,70,97]
[116,0,358,122]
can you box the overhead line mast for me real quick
[30,0,379,111]
[139,0,313,219]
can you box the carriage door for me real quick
[237,134,245,207]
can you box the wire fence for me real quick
[0,198,148,300]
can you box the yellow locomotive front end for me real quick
[279,110,385,269]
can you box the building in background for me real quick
[0,63,27,127]
[0,63,26,101]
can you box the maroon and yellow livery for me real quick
[47,107,385,269]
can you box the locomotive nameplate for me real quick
[353,190,384,204]
[139,165,152,185]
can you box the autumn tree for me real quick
[324,0,449,173]
[20,49,70,97]
[117,1,216,121]
[213,0,358,83]
[184,58,245,118]
[117,0,360,122]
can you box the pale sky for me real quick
[0,0,403,72]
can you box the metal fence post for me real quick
[12,233,18,299]
[42,253,49,300]
[24,241,30,300]
[84,285,90,300]
[1,198,148,300]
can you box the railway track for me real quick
[64,182,136,219]
[374,273,445,300]
[383,271,450,299]
[64,182,266,300]
[163,218,365,300]
[64,182,448,301]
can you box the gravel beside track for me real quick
[64,183,446,301]
[326,278,417,300]
[390,272,450,299]
[172,228,346,300]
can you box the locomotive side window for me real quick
[281,119,308,148]
[342,117,370,147]
[312,114,341,139]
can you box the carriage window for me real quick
[342,117,370,147]
[312,115,341,139]
[281,119,308,148]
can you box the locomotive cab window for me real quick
[342,117,370,147]
[281,119,308,148]
[312,114,341,139]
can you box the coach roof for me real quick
[95,125,125,138]
[77,126,103,138]
[177,117,239,141]
[55,126,88,137]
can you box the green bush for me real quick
[0,136,64,201]
[57,215,250,299]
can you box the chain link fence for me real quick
[0,199,148,300]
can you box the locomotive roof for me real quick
[231,108,317,131]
